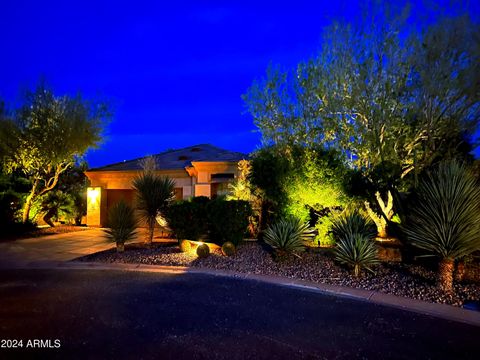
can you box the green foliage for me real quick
[334,234,380,277]
[132,172,175,244]
[196,243,210,258]
[284,146,349,222]
[221,241,236,256]
[39,190,75,226]
[331,209,377,242]
[207,199,252,246]
[164,200,208,241]
[263,217,315,258]
[1,82,109,222]
[179,240,191,253]
[404,161,480,260]
[250,145,350,231]
[314,215,335,247]
[244,7,480,224]
[227,160,263,237]
[104,200,137,246]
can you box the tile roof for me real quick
[88,144,248,172]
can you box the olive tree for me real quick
[1,83,109,222]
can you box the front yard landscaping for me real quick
[76,241,480,308]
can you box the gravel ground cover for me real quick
[77,241,480,307]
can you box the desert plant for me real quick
[263,217,315,259]
[404,161,480,292]
[196,243,210,258]
[221,241,236,256]
[133,172,175,246]
[179,239,191,253]
[331,209,376,242]
[334,234,379,277]
[104,200,137,252]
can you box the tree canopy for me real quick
[0,83,109,222]
[243,10,480,183]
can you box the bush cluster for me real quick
[164,197,251,246]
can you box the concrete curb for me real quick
[8,260,480,327]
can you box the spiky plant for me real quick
[104,200,137,252]
[132,173,175,246]
[331,209,376,242]
[334,234,379,277]
[404,161,480,292]
[263,217,315,259]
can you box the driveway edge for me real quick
[16,260,480,327]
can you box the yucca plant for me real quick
[263,217,315,259]
[334,234,379,277]
[133,172,175,246]
[404,161,480,292]
[331,209,376,242]
[104,200,137,252]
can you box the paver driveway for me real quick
[0,228,112,267]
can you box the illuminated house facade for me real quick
[84,144,247,227]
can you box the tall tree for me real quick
[1,83,109,222]
[244,7,480,237]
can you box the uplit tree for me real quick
[1,83,109,222]
[244,7,480,237]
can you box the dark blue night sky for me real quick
[1,1,478,167]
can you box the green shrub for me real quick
[164,200,209,241]
[196,243,210,258]
[264,217,315,259]
[207,199,252,246]
[334,234,379,277]
[331,209,376,242]
[221,241,236,256]
[404,161,480,292]
[104,200,137,252]
[179,239,191,253]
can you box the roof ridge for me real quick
[87,144,247,171]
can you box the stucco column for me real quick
[86,187,107,227]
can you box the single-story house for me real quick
[85,144,247,227]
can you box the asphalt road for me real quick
[0,269,478,360]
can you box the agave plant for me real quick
[334,234,379,277]
[132,172,175,246]
[331,209,376,242]
[404,161,480,292]
[263,217,315,259]
[104,200,137,252]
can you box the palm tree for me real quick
[132,172,175,246]
[404,161,480,292]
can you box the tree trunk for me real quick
[438,258,454,292]
[455,261,466,283]
[146,218,155,246]
[116,242,125,253]
[43,209,56,227]
[22,179,39,223]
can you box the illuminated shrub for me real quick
[221,241,236,256]
[196,243,210,258]
[179,239,191,253]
